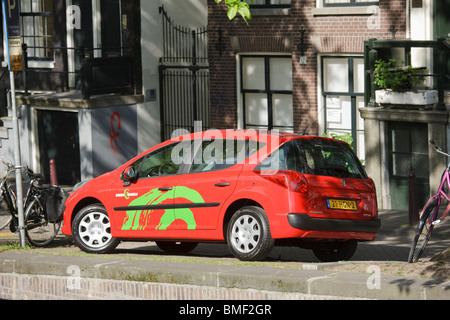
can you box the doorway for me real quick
[388,122,430,209]
[37,110,80,185]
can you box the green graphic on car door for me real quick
[121,186,205,231]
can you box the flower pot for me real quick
[375,89,438,107]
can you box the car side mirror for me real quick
[123,166,137,185]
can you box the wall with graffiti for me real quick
[88,105,138,178]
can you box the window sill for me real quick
[27,60,55,69]
[312,6,377,16]
[17,91,144,109]
[1,60,55,69]
[251,8,291,16]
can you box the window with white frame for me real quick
[322,56,365,161]
[323,0,378,6]
[241,55,293,132]
[20,0,54,61]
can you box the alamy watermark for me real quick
[366,265,381,290]
[67,5,81,30]
[367,5,380,30]
[66,4,381,31]
[169,121,281,172]
[66,265,81,290]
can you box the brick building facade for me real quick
[208,0,406,162]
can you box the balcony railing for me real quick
[20,44,137,99]
[364,38,450,110]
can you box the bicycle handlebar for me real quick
[430,139,450,158]
[0,158,41,180]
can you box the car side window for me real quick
[132,143,183,178]
[190,139,264,173]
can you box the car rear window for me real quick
[257,138,367,179]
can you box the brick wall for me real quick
[0,272,340,300]
[208,0,407,134]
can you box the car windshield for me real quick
[257,138,367,179]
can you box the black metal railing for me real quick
[159,6,210,141]
[20,44,137,99]
[364,38,450,110]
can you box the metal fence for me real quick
[159,6,210,141]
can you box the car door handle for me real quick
[158,186,173,191]
[214,182,230,187]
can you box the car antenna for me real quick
[301,104,325,136]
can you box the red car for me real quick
[61,130,380,262]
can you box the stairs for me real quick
[0,115,12,149]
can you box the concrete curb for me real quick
[1,209,450,300]
[1,249,450,300]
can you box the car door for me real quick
[174,139,247,230]
[110,142,187,236]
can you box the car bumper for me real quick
[287,214,381,234]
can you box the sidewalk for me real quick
[0,210,449,300]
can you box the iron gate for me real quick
[159,6,210,141]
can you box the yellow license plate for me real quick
[327,199,357,211]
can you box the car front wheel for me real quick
[227,206,274,261]
[72,204,120,254]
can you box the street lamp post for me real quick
[2,0,26,247]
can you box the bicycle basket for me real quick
[45,186,68,223]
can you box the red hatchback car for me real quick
[61,130,380,262]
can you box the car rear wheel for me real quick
[312,240,357,262]
[227,206,274,261]
[72,204,120,254]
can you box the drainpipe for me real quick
[380,121,391,209]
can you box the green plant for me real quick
[322,132,364,164]
[215,0,253,24]
[374,58,427,92]
[322,132,354,148]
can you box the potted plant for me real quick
[374,58,438,107]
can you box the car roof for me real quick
[170,130,335,143]
[123,130,349,171]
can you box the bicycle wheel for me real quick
[0,196,12,230]
[408,198,437,263]
[24,198,61,247]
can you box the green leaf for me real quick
[216,0,252,23]
[227,5,238,20]
[238,2,251,24]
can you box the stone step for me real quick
[0,127,8,139]
[0,116,12,128]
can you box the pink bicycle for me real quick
[408,140,450,263]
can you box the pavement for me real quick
[0,209,450,301]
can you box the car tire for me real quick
[227,206,274,261]
[72,204,120,254]
[312,240,358,262]
[155,241,199,254]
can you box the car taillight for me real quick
[368,177,376,193]
[254,170,308,194]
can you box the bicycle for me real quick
[0,160,16,230]
[0,158,66,247]
[408,140,450,263]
